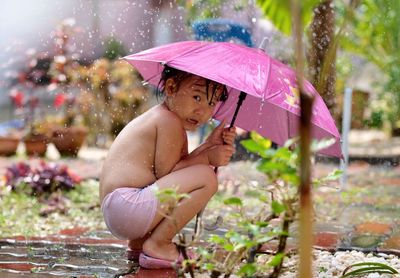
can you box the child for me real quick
[100,66,236,269]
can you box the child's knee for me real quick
[195,165,218,194]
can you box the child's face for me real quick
[165,75,224,131]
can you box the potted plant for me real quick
[45,18,88,157]
[49,93,88,157]
[8,81,49,157]
[75,57,149,146]
[0,123,22,156]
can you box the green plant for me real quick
[0,179,103,237]
[341,262,399,277]
[184,132,341,277]
[339,0,400,131]
[103,37,126,60]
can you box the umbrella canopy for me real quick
[123,41,342,158]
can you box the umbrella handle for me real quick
[214,91,247,174]
[229,91,247,128]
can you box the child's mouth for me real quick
[187,118,199,126]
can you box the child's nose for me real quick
[195,104,212,115]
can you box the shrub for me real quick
[178,133,341,277]
[2,161,80,196]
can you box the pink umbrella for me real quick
[123,41,342,157]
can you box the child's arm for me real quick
[172,150,210,172]
[172,144,235,172]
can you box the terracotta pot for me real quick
[23,134,49,157]
[52,126,88,157]
[0,136,20,156]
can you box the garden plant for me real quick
[151,133,342,277]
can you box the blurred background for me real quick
[0,0,398,160]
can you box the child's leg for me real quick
[128,233,150,250]
[142,164,218,261]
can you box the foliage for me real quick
[174,132,340,277]
[103,37,127,60]
[339,0,400,129]
[2,161,80,197]
[5,17,148,145]
[341,262,399,277]
[256,0,321,36]
[177,0,248,26]
[0,179,103,237]
[76,58,149,142]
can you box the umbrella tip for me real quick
[258,37,268,52]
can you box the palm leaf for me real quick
[256,0,321,35]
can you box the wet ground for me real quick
[0,132,400,277]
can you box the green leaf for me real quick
[268,253,285,267]
[274,147,292,160]
[223,197,243,207]
[322,170,343,181]
[223,243,234,251]
[241,134,271,157]
[208,235,226,245]
[258,194,269,203]
[256,0,321,35]
[257,160,287,172]
[271,200,286,214]
[341,262,399,277]
[241,139,263,153]
[203,263,216,271]
[250,132,272,148]
[238,263,257,276]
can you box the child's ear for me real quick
[165,79,177,96]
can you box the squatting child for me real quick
[100,66,236,269]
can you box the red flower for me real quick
[54,93,66,108]
[9,89,24,107]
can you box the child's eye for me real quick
[193,95,201,102]
[209,101,216,107]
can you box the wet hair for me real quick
[156,65,228,104]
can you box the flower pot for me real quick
[0,136,20,156]
[23,134,49,157]
[52,126,88,157]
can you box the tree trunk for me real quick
[308,0,336,114]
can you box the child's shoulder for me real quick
[152,105,183,129]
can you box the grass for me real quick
[0,179,105,237]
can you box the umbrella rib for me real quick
[163,43,208,65]
[263,55,272,94]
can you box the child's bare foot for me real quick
[142,238,180,261]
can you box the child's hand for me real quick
[207,144,235,167]
[222,126,236,146]
[206,119,236,146]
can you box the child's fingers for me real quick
[222,129,236,145]
[223,137,235,145]
[216,119,226,130]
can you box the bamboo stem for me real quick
[291,1,314,277]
